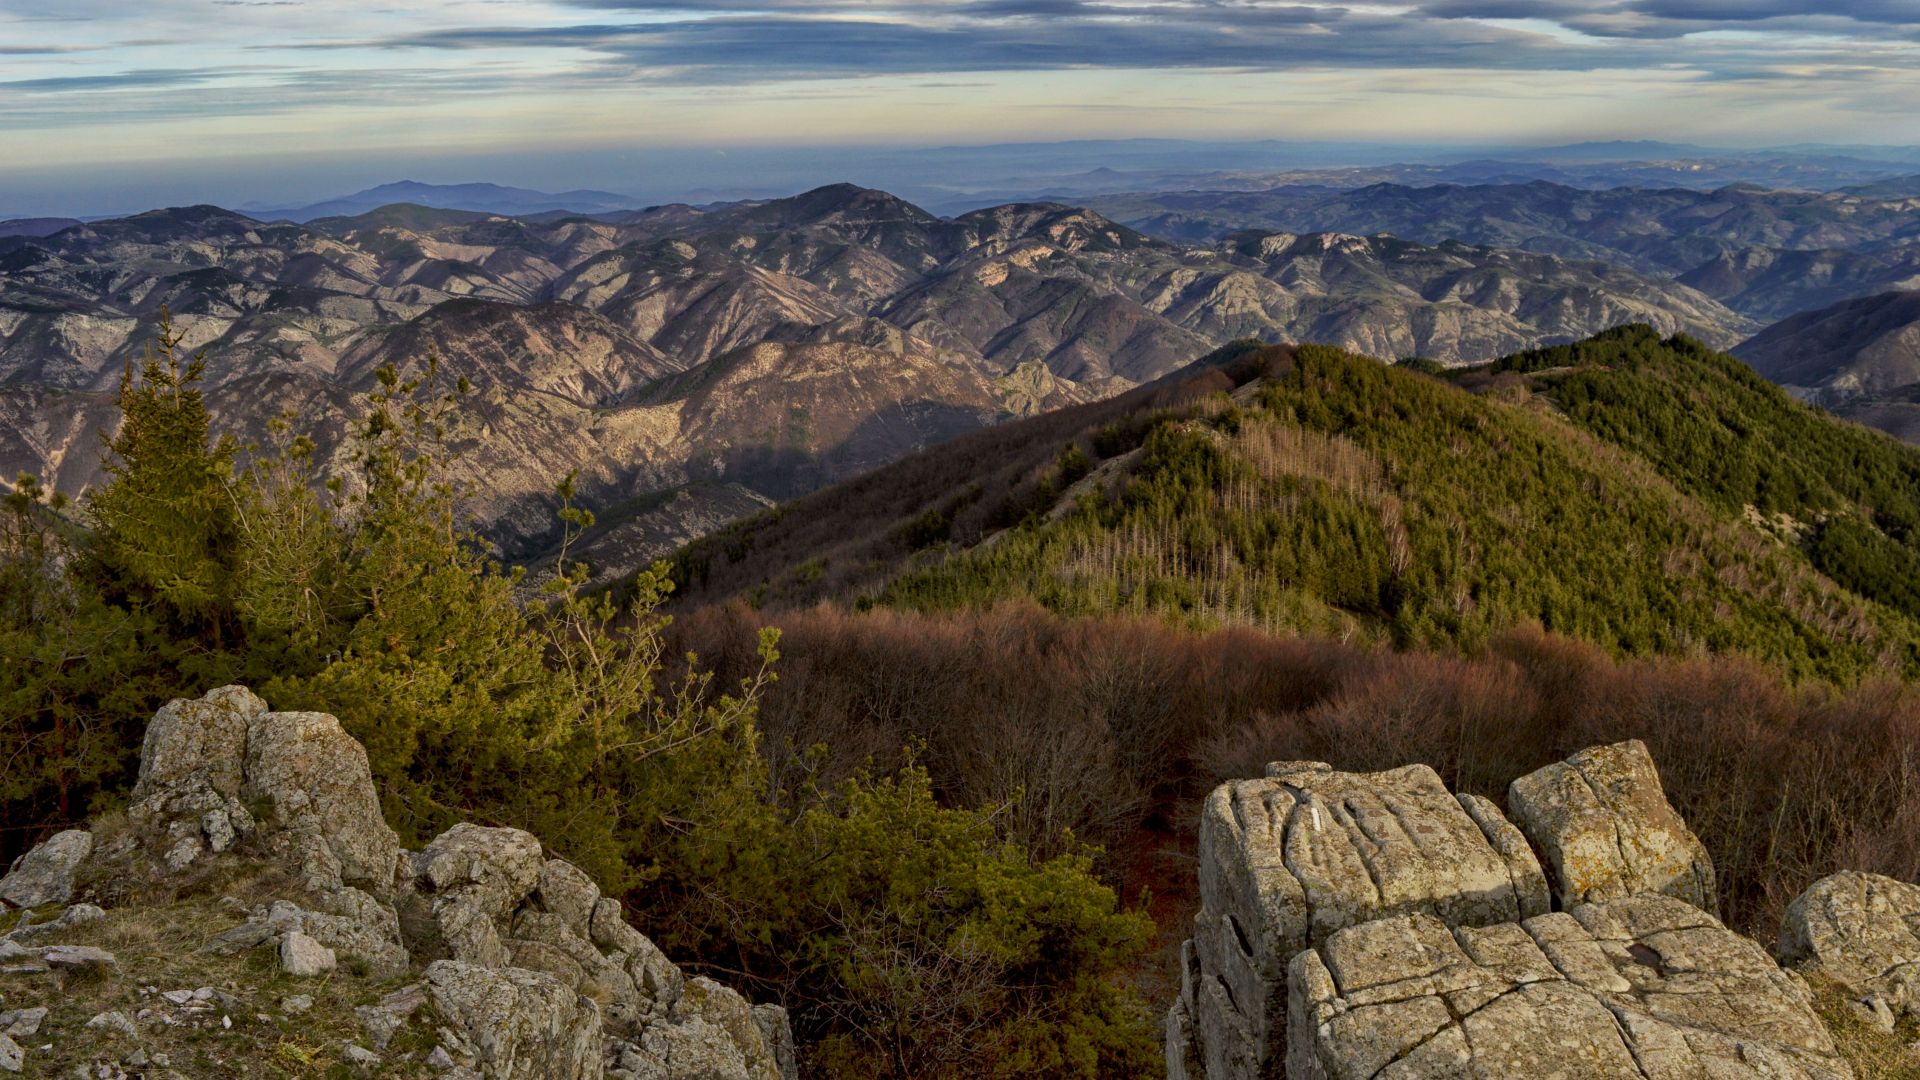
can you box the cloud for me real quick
[1420,0,1920,38]
[1,0,1918,173]
[373,6,1617,80]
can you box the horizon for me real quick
[8,135,1920,221]
[9,1,1920,216]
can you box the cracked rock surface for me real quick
[1507,740,1717,914]
[1287,894,1852,1080]
[1170,760,1549,1080]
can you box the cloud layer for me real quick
[2,0,1917,176]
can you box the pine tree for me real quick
[84,309,241,645]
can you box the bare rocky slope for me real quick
[0,185,1747,572]
[0,686,796,1079]
[1737,290,1920,442]
[1090,180,1920,322]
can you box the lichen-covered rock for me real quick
[1288,895,1852,1080]
[356,983,428,1050]
[25,685,797,1080]
[536,859,601,940]
[591,897,685,1022]
[1507,739,1717,913]
[750,1004,798,1080]
[1780,870,1920,1023]
[126,686,267,873]
[279,930,337,976]
[408,824,545,968]
[39,943,116,970]
[131,685,265,805]
[241,708,404,895]
[425,959,604,1080]
[1177,760,1549,1078]
[0,830,93,909]
[117,686,404,897]
[201,892,410,976]
[4,902,103,943]
[618,977,790,1080]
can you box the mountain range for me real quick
[1090,180,1920,321]
[247,180,650,223]
[0,183,1751,577]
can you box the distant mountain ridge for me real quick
[0,217,83,239]
[251,180,649,222]
[1089,180,1920,321]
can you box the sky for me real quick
[4,0,1920,213]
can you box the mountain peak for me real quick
[744,184,941,228]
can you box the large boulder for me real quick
[1288,895,1853,1080]
[1174,760,1549,1079]
[125,685,268,873]
[242,708,405,894]
[425,959,604,1080]
[0,830,92,909]
[120,685,404,896]
[1507,739,1717,913]
[1780,870,1920,1024]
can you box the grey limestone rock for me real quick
[5,903,104,943]
[1780,870,1920,1024]
[278,930,336,976]
[1286,894,1852,1080]
[1507,739,1717,913]
[424,959,604,1080]
[1177,759,1549,1078]
[410,824,545,969]
[122,686,404,898]
[0,831,94,909]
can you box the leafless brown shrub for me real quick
[673,606,1920,938]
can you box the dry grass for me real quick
[1,885,431,1079]
[1806,975,1920,1079]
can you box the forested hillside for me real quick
[677,327,1920,683]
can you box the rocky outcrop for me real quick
[425,960,604,1080]
[1288,895,1851,1079]
[119,684,405,895]
[1507,739,1717,914]
[2,686,796,1080]
[1780,870,1920,1030]
[1170,760,1549,1079]
[1172,742,1876,1080]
